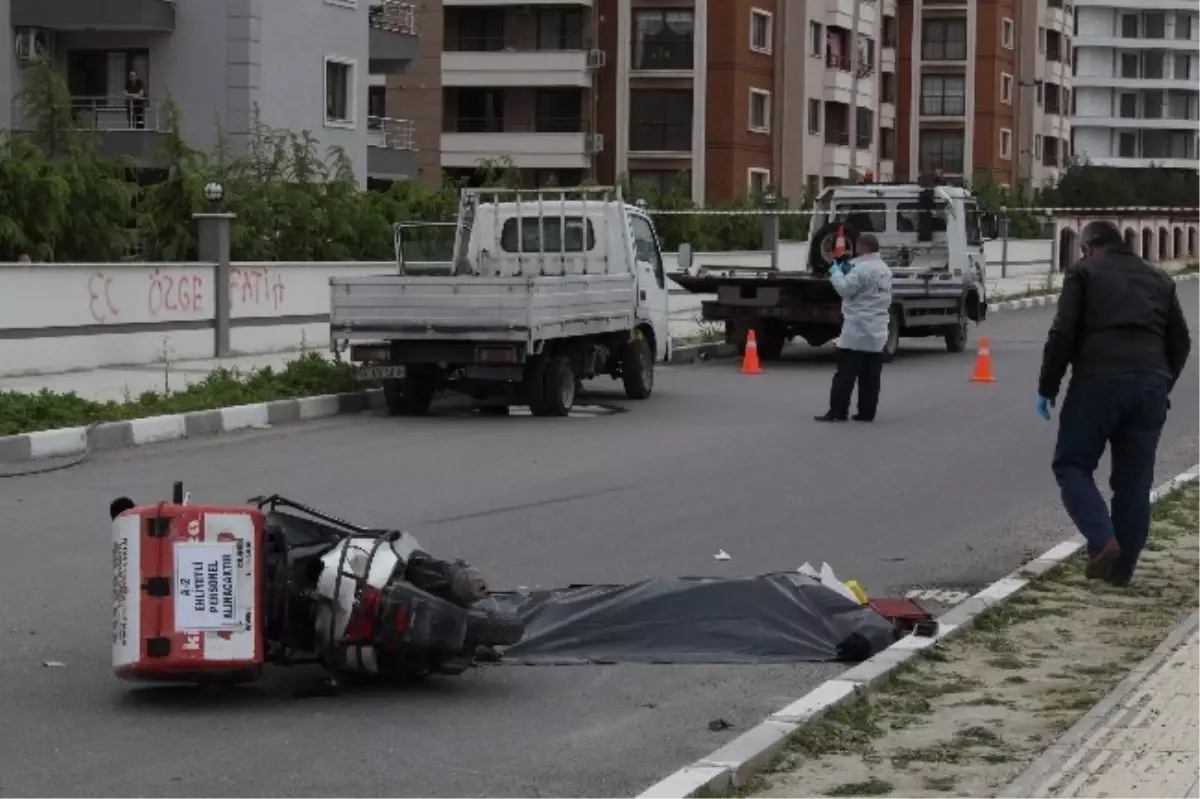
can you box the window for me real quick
[1118,93,1137,117]
[456,88,504,132]
[1175,53,1191,80]
[1117,132,1137,158]
[881,71,897,103]
[897,201,949,233]
[832,202,887,232]
[1120,52,1139,78]
[747,168,771,196]
[855,106,873,149]
[629,215,666,288]
[1144,89,1164,119]
[1001,72,1014,104]
[454,8,506,51]
[824,101,849,144]
[922,18,967,60]
[807,98,821,134]
[882,15,897,48]
[1120,14,1138,38]
[534,89,583,132]
[919,130,965,174]
[750,9,773,54]
[1038,26,1046,52]
[810,21,824,57]
[633,10,695,70]
[500,217,596,253]
[1144,13,1165,39]
[367,85,386,120]
[748,89,771,132]
[324,56,355,126]
[920,74,966,115]
[1036,82,1044,105]
[630,170,691,196]
[630,89,693,151]
[1176,14,1194,40]
[1002,18,1015,49]
[1000,128,1013,160]
[880,127,896,159]
[537,8,584,50]
[1034,134,1043,158]
[1168,90,1190,119]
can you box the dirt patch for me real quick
[745,481,1199,799]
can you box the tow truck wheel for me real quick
[621,338,654,400]
[756,323,786,361]
[944,317,969,353]
[538,356,576,417]
[883,306,901,363]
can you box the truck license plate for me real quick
[357,365,406,380]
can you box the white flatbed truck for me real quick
[329,187,673,416]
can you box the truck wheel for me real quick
[757,324,786,361]
[883,306,901,363]
[479,404,510,416]
[727,323,748,355]
[944,317,969,353]
[621,338,654,399]
[537,356,575,417]
[398,372,435,416]
[382,378,404,416]
[523,358,549,416]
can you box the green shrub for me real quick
[0,354,363,437]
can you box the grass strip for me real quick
[0,353,364,437]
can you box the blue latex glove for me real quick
[828,260,843,278]
[1036,395,1055,421]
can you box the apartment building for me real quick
[6,0,420,185]
[1072,1,1199,172]
[895,0,1061,187]
[430,0,891,205]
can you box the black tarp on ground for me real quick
[479,572,896,665]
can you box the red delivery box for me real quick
[112,501,266,682]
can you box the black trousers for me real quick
[828,348,884,420]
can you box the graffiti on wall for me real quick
[83,266,290,323]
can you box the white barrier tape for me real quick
[645,206,1200,217]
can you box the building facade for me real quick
[6,0,420,185]
[1072,0,1199,172]
[894,0,1059,187]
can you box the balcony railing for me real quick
[448,34,587,52]
[370,1,416,35]
[629,121,692,151]
[825,129,850,146]
[827,51,851,71]
[921,95,965,115]
[451,117,586,134]
[67,95,164,131]
[368,116,416,150]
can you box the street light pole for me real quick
[848,0,863,179]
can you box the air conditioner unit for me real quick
[14,28,53,62]
[586,133,605,154]
[587,49,607,69]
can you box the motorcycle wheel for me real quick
[466,610,525,647]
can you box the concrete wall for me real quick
[0,238,1069,377]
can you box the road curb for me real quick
[0,343,728,466]
[636,464,1200,799]
[989,269,1198,313]
[997,611,1200,799]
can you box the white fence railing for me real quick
[370,1,417,35]
[367,117,416,150]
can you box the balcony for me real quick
[1074,114,1197,130]
[1072,74,1196,90]
[631,41,694,74]
[444,43,594,88]
[827,0,875,30]
[1045,3,1071,32]
[13,0,175,31]
[1078,34,1198,51]
[13,95,167,163]
[367,117,417,180]
[369,1,419,73]
[823,135,852,178]
[442,119,599,169]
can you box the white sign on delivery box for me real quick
[174,542,243,631]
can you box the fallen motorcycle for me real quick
[110,482,523,687]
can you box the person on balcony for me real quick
[124,70,147,130]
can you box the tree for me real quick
[1041,161,1199,210]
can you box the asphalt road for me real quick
[2,286,1197,798]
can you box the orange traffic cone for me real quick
[741,329,763,375]
[832,225,848,259]
[970,336,996,383]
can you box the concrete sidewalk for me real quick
[1002,614,1200,799]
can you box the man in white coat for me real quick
[815,232,894,423]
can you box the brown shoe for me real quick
[1084,538,1121,580]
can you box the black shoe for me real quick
[852,414,875,422]
[814,413,847,423]
[1084,539,1121,580]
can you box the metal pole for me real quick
[1000,208,1010,279]
[848,0,863,177]
[194,212,235,358]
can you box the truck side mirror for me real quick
[676,242,693,271]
